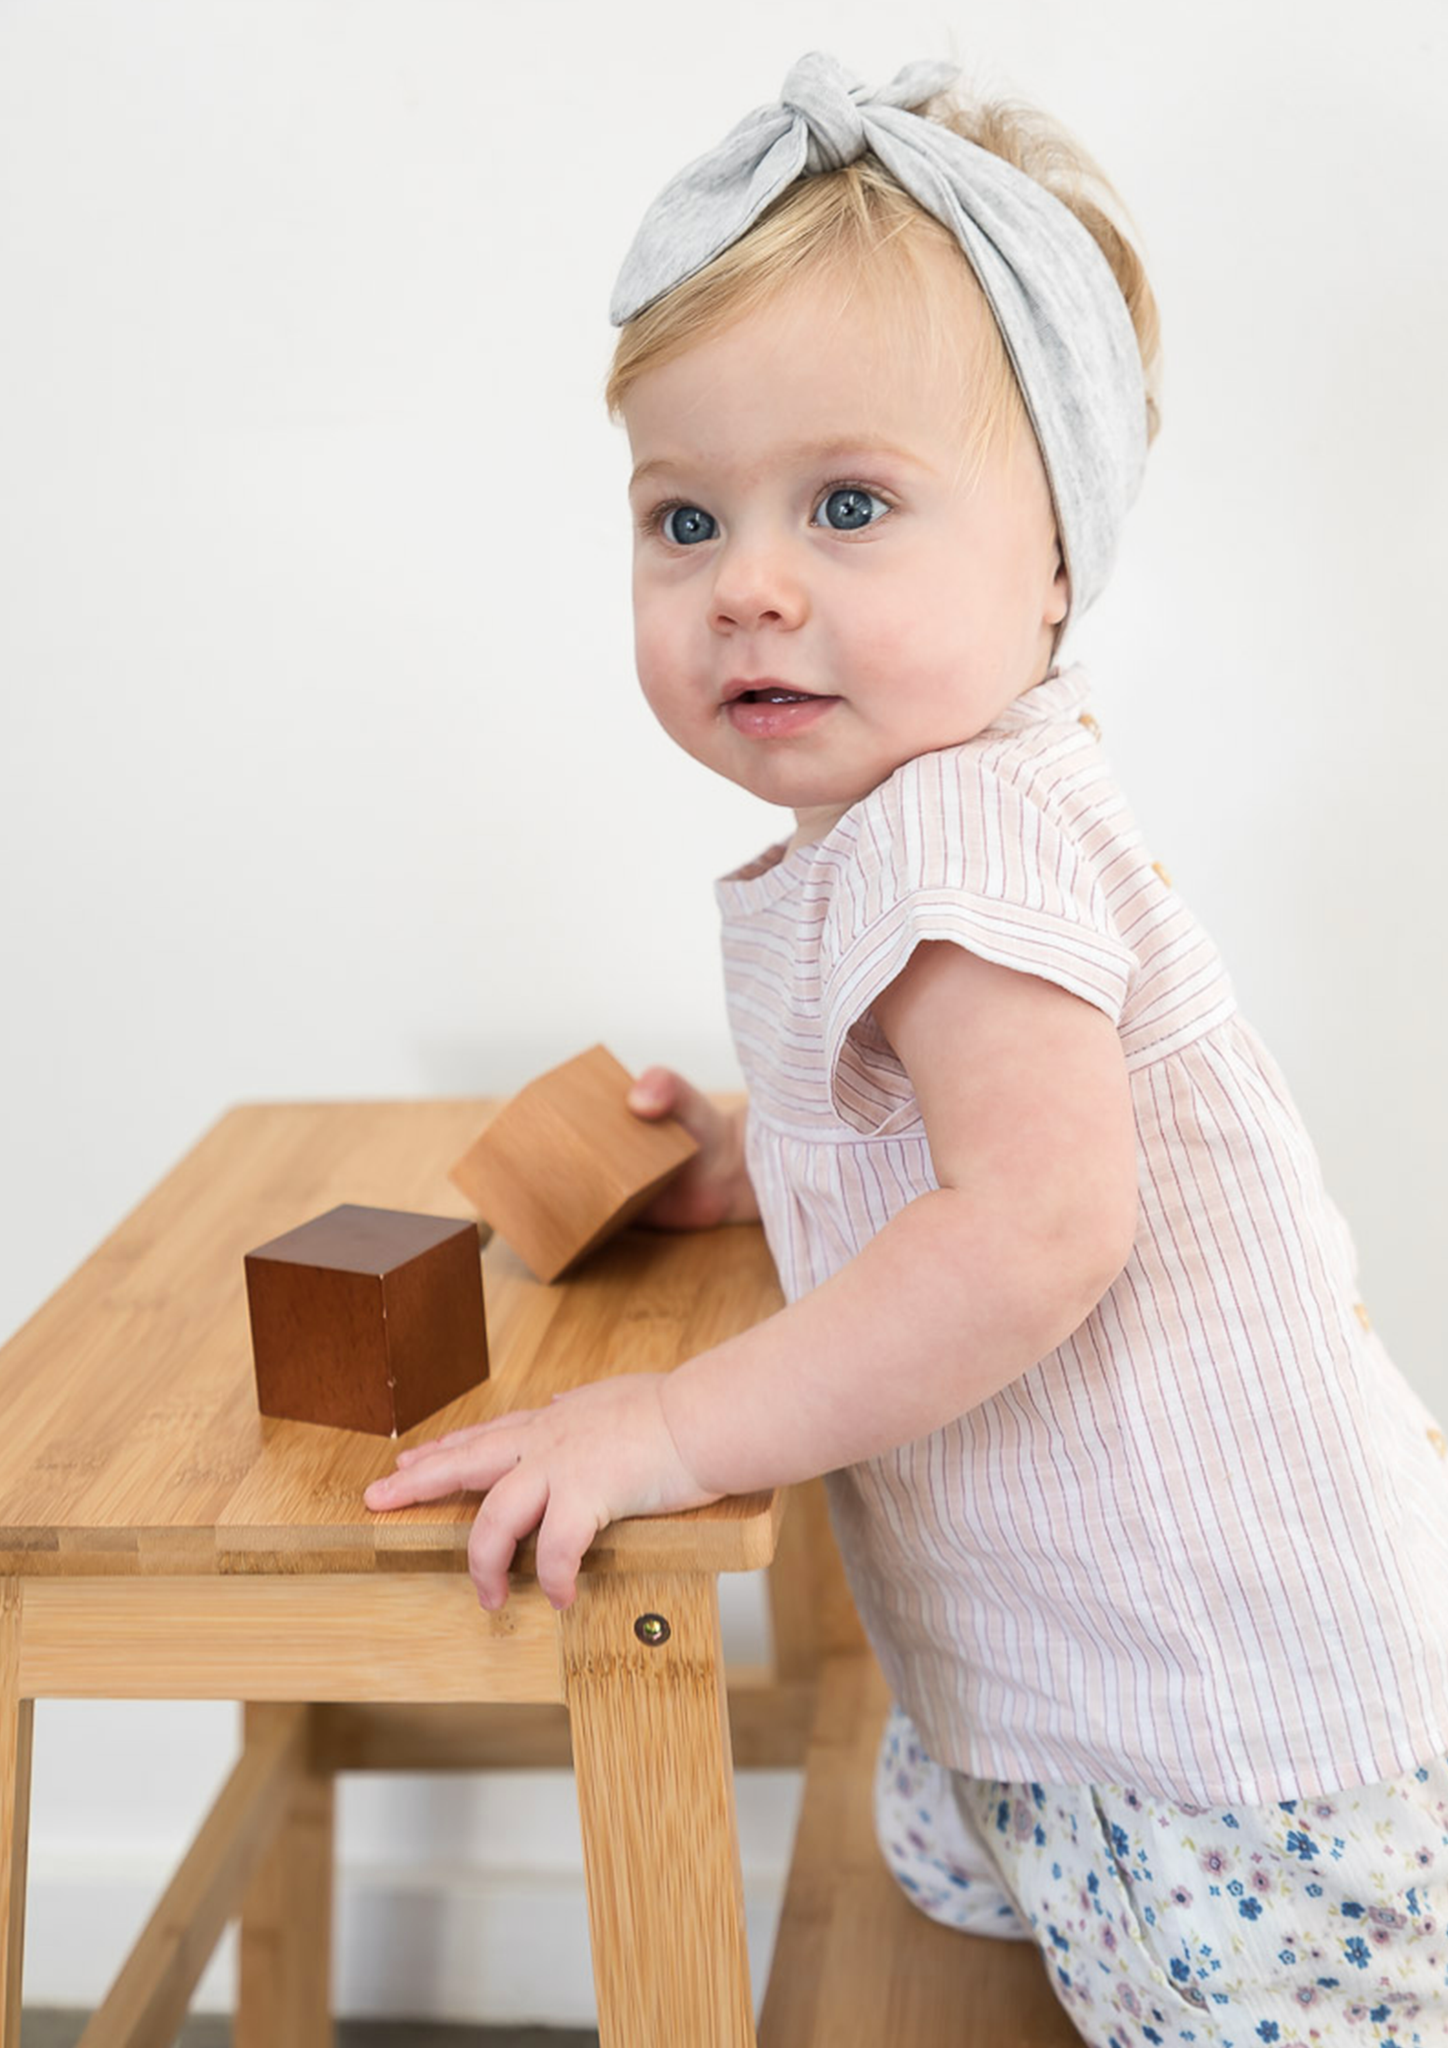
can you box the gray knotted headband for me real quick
[611,52,1148,622]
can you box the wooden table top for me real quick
[0,1100,785,1580]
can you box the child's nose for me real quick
[708,537,808,634]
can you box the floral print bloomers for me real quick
[876,1704,1448,2046]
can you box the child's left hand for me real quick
[362,1373,721,1611]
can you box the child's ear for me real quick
[1046,542,1070,627]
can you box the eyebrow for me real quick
[628,435,934,494]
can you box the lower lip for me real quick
[724,695,838,739]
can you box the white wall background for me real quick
[2,0,1444,2023]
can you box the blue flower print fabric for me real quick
[875,1702,1448,2046]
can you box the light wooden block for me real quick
[447,1044,699,1283]
[244,1203,489,1436]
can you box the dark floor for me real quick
[25,2018,598,2048]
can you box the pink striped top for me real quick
[715,665,1448,1805]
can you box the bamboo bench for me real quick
[759,1484,1079,2047]
[0,1095,1079,2045]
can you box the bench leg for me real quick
[0,1584,32,2048]
[563,1572,755,2048]
[236,1703,334,2048]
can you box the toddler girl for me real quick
[367,54,1448,2044]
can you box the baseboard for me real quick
[22,1853,787,2024]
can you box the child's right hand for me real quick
[626,1067,760,1229]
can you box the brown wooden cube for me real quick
[244,1204,489,1436]
[448,1044,698,1283]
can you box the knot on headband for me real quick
[780,50,949,173]
[610,52,1149,624]
[784,55,865,172]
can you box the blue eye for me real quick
[815,486,889,531]
[661,504,718,545]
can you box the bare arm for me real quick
[366,943,1138,1606]
[658,941,1138,1491]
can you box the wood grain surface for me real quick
[562,1571,753,2048]
[0,1101,784,1580]
[15,1574,567,1702]
[235,1703,334,2048]
[449,1045,699,1282]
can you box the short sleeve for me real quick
[820,746,1137,1134]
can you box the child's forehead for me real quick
[626,255,991,420]
[744,239,988,356]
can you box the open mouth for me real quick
[725,680,830,706]
[723,686,838,738]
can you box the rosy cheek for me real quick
[632,614,669,683]
[845,609,916,675]
[632,633,687,738]
[630,593,664,667]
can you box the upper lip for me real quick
[722,679,822,704]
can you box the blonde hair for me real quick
[605,87,1162,476]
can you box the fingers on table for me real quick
[467,1464,548,1609]
[368,1409,603,1610]
[534,1493,609,1612]
[366,1433,522,1510]
[462,1464,605,1613]
[394,1410,543,1468]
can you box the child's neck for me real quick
[786,803,851,854]
[785,663,1068,855]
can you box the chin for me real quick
[751,771,878,819]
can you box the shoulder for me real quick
[836,727,1106,906]
[814,683,1141,1022]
